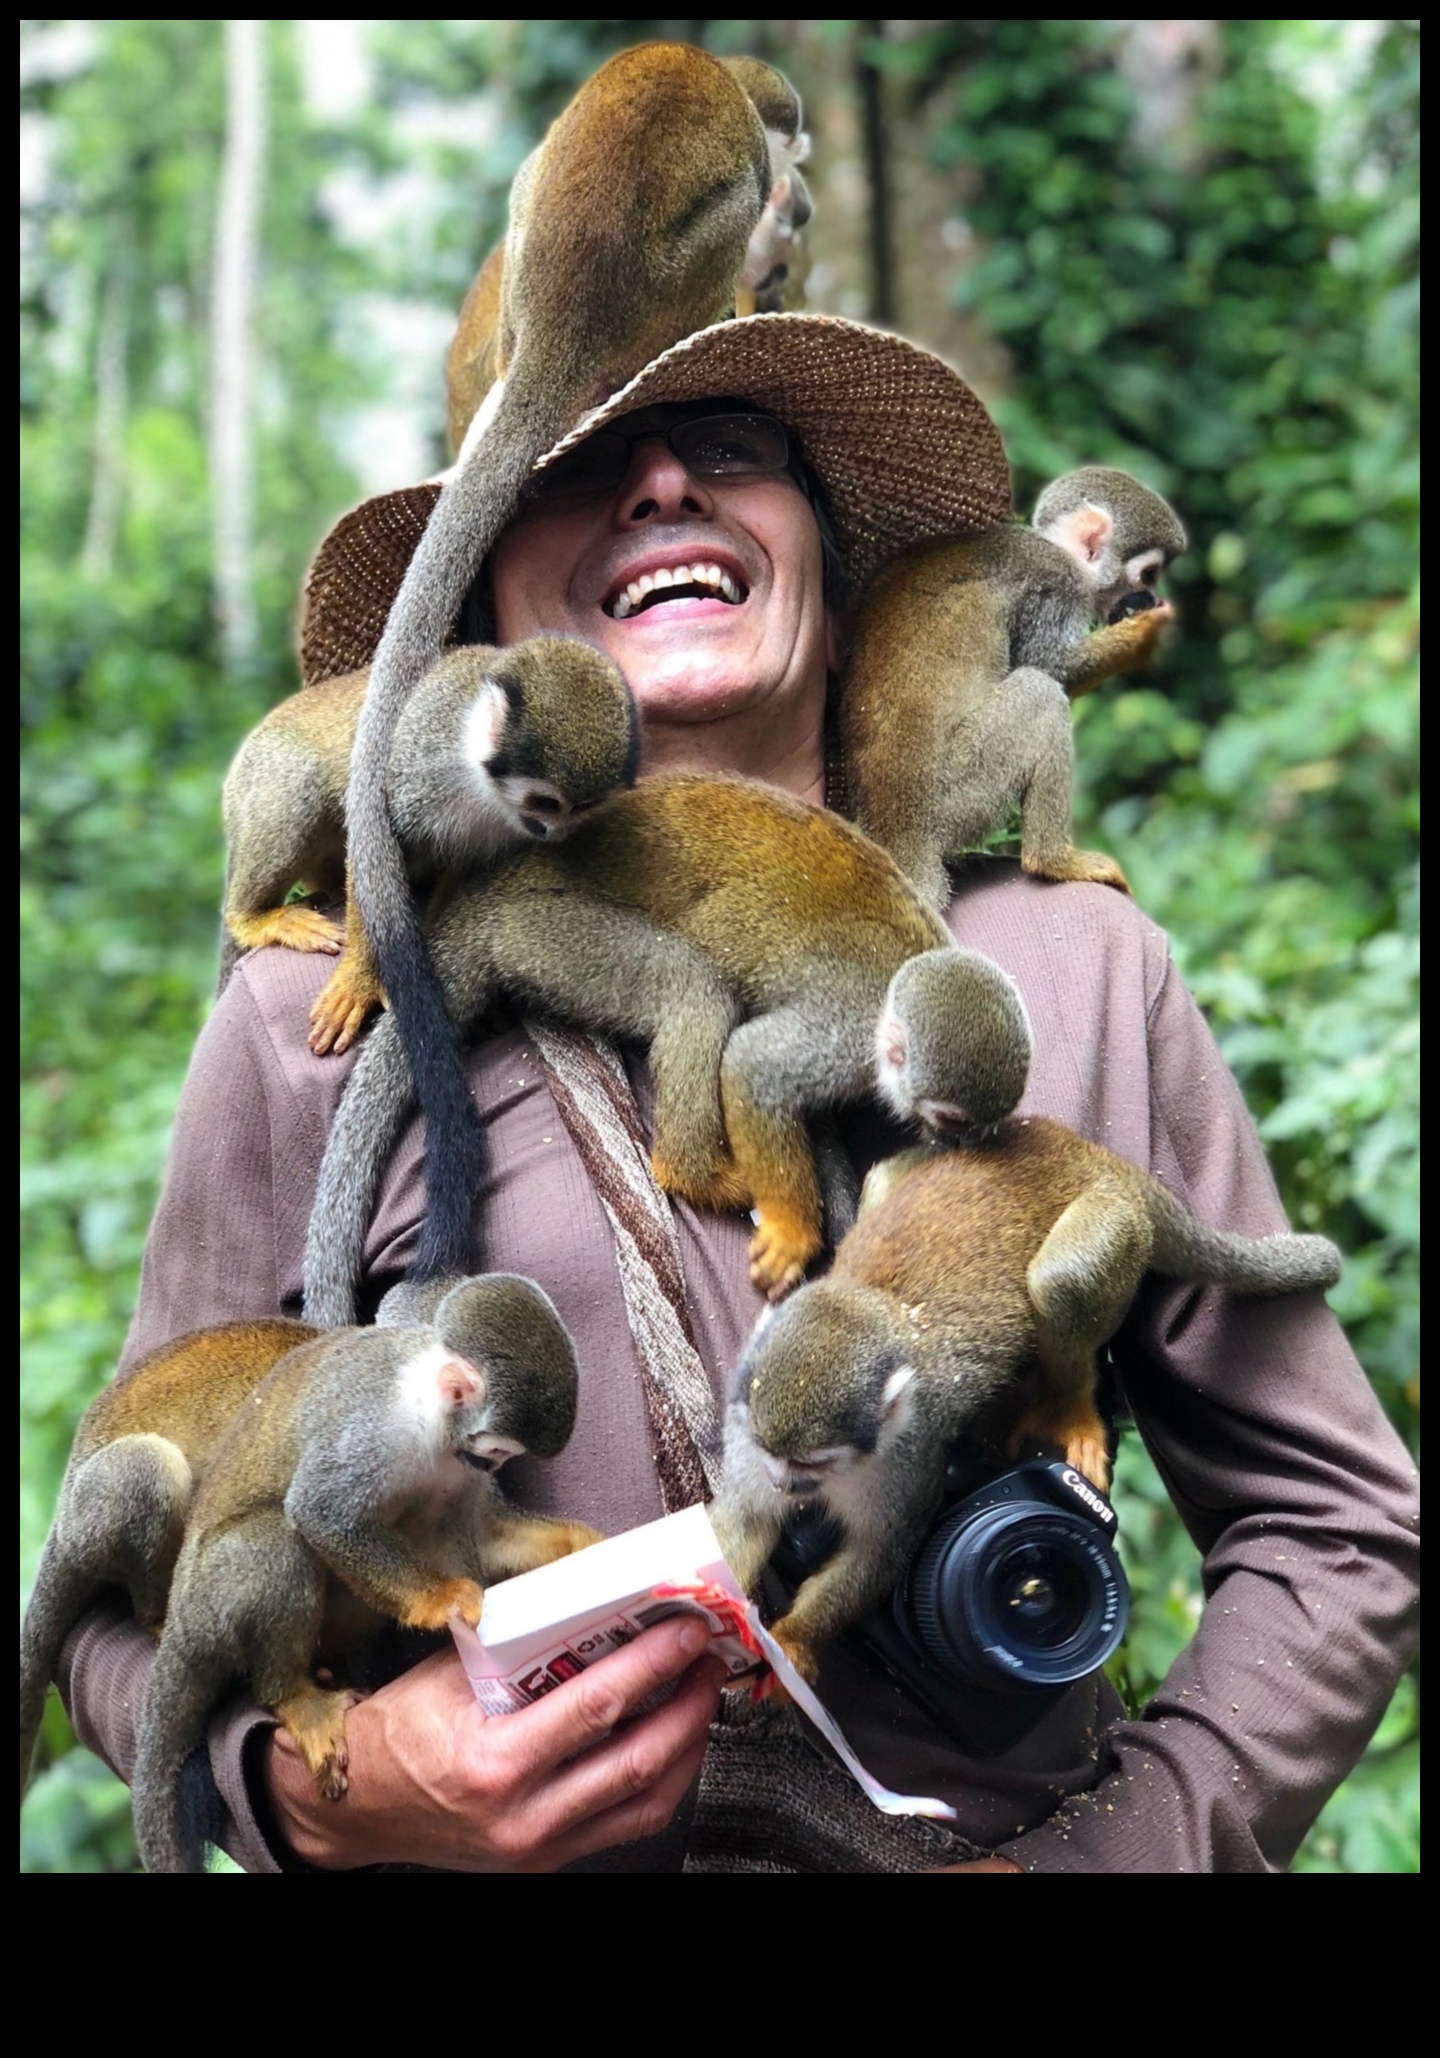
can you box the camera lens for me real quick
[905,1498,1128,1691]
[992,1541,1090,1650]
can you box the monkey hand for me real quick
[1007,1407,1111,1497]
[1099,597,1174,677]
[226,901,345,959]
[1061,600,1175,697]
[309,958,387,1056]
[748,1207,822,1302]
[767,1620,822,1689]
[273,1681,368,1802]
[400,1577,486,1631]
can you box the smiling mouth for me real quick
[604,562,747,619]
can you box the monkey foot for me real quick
[1008,1406,1111,1495]
[651,1148,753,1213]
[748,1209,822,1302]
[401,1578,485,1631]
[275,1685,364,1803]
[309,963,386,1056]
[1024,848,1131,896]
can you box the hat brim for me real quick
[299,313,1012,688]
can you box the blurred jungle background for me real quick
[20,19,1418,1871]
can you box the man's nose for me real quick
[616,439,716,525]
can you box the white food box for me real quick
[450,1501,956,1821]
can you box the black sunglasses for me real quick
[520,412,791,507]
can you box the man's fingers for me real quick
[487,1616,718,1776]
[517,1656,726,1868]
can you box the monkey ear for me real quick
[1049,505,1113,568]
[1071,509,1112,564]
[436,1355,487,1409]
[879,1014,907,1072]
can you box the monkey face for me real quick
[734,1284,919,1486]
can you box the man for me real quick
[58,317,1418,1871]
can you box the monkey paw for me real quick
[1107,599,1174,674]
[270,903,345,956]
[276,1685,364,1803]
[309,963,386,1056]
[1025,847,1131,896]
[1008,1408,1111,1496]
[747,1204,822,1302]
[769,1623,822,1687]
[402,1578,485,1631]
[226,901,345,961]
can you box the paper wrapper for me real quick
[451,1502,956,1822]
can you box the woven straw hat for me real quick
[298,311,1013,689]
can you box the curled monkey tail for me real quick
[19,1534,98,1804]
[303,1014,421,1328]
[346,380,568,1303]
[131,1631,234,1873]
[1144,1184,1342,1296]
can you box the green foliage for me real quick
[896,17,1418,1870]
[21,19,1418,1872]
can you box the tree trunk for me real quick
[210,18,267,674]
[79,225,131,582]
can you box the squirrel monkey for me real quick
[444,52,809,453]
[128,1274,600,1873]
[346,45,795,1311]
[711,961,1342,1685]
[19,1316,321,1802]
[842,466,1189,911]
[220,635,637,1052]
[302,782,1032,1326]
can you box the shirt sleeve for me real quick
[992,949,1420,1873]
[58,965,313,1873]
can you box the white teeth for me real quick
[607,563,746,616]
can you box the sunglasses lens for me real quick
[674,414,789,475]
[520,412,789,506]
[524,432,630,503]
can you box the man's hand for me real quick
[261,1616,726,1871]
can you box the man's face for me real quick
[488,401,834,787]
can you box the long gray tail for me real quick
[303,1014,418,1327]
[131,1630,235,1874]
[347,383,563,1291]
[1146,1184,1342,1295]
[20,1535,98,1804]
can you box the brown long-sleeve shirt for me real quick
[58,858,1419,1870]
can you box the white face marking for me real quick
[1125,547,1165,589]
[461,677,508,774]
[881,1365,916,1415]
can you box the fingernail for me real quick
[678,1620,711,1658]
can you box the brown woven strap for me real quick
[524,1023,723,1512]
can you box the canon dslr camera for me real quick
[778,1441,1129,1755]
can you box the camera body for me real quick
[776,1443,1129,1757]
